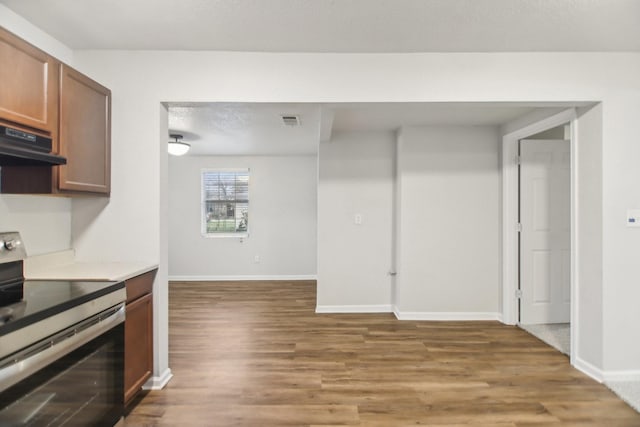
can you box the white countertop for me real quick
[24,250,158,282]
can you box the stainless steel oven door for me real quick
[0,304,125,426]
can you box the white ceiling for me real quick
[3,1,608,156]
[331,103,542,132]
[167,102,585,156]
[2,0,640,52]
[168,103,321,156]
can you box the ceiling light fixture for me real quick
[168,134,190,156]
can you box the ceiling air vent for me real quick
[281,115,300,126]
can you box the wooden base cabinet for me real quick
[124,269,156,406]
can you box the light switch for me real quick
[626,210,640,227]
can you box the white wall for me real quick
[0,195,71,255]
[0,6,73,256]
[168,155,317,279]
[395,126,501,319]
[0,4,74,65]
[52,48,640,380]
[602,93,640,374]
[575,104,604,371]
[156,105,170,387]
[317,131,395,311]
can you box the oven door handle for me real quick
[0,303,125,393]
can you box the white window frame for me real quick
[201,168,250,238]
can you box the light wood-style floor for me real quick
[124,281,640,426]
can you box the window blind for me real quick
[201,169,249,235]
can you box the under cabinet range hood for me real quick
[0,125,66,166]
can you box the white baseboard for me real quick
[393,305,400,319]
[168,275,317,281]
[603,370,640,382]
[394,311,503,321]
[315,304,393,314]
[573,357,604,383]
[142,368,173,390]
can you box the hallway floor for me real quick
[519,323,570,356]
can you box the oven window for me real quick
[0,323,123,427]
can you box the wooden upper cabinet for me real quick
[0,27,58,134]
[58,64,111,194]
[0,28,111,196]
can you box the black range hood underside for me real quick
[0,140,67,166]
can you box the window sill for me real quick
[201,232,249,239]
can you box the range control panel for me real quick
[0,232,26,263]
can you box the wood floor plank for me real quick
[124,281,640,426]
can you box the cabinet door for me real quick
[124,292,153,405]
[0,27,58,134]
[58,64,111,194]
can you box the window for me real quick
[201,169,249,237]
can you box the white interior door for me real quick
[520,139,570,324]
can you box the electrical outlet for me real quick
[254,255,260,263]
[354,213,363,225]
[627,209,640,227]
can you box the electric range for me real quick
[0,231,126,426]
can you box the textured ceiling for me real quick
[166,102,585,156]
[2,0,639,52]
[168,103,321,156]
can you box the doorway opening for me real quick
[501,108,577,361]
[517,124,571,355]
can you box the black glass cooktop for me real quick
[0,280,124,336]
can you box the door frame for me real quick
[501,108,578,361]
